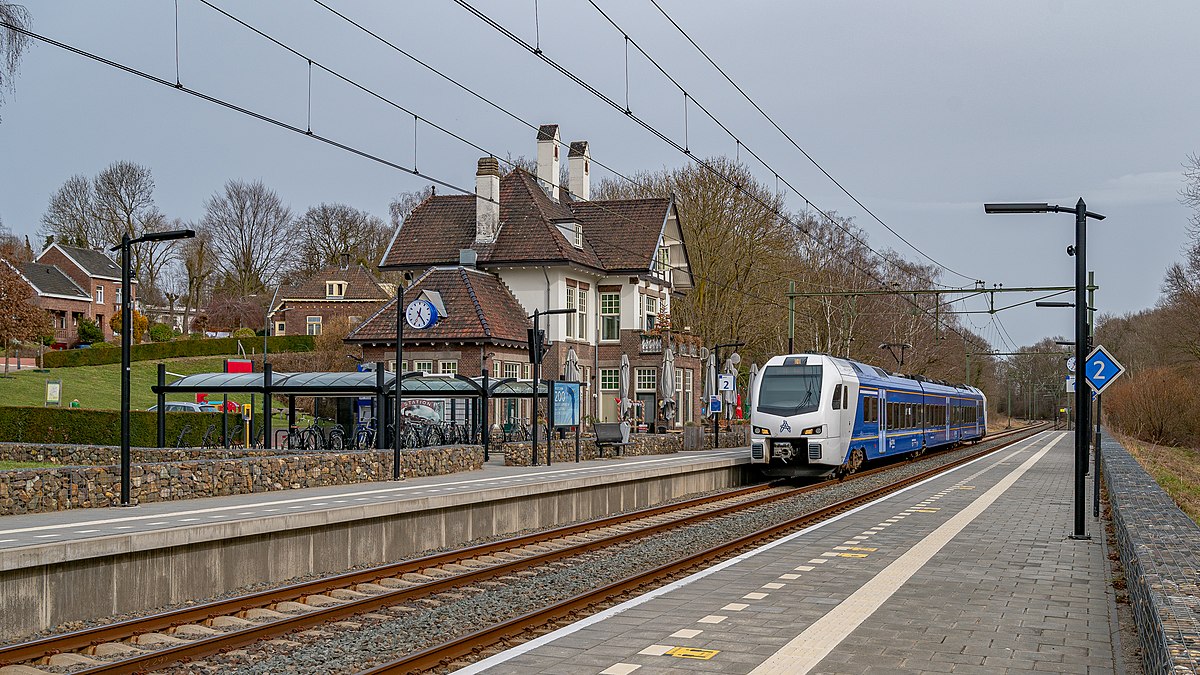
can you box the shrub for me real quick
[42,335,315,368]
[77,318,102,344]
[1104,366,1200,447]
[91,341,116,348]
[0,406,267,447]
[231,327,257,338]
[148,323,175,342]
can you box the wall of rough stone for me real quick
[1100,432,1200,673]
[0,446,482,516]
[0,442,294,466]
[501,428,747,466]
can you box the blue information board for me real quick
[552,381,581,427]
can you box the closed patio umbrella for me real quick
[659,342,676,425]
[564,347,581,383]
[746,363,760,418]
[704,352,717,418]
[722,357,738,419]
[618,354,631,421]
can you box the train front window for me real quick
[757,365,823,416]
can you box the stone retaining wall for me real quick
[0,442,296,466]
[1101,432,1200,673]
[0,446,482,516]
[502,428,747,466]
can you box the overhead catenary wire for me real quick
[0,20,800,322]
[582,0,973,289]
[643,0,976,284]
[448,0,991,352]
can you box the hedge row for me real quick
[0,406,268,447]
[43,335,315,368]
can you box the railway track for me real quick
[0,424,1042,675]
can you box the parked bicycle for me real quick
[294,417,345,452]
[352,419,377,450]
[174,424,191,448]
[200,423,219,448]
[502,418,531,443]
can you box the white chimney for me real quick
[536,124,560,202]
[475,156,501,244]
[568,141,590,201]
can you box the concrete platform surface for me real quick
[0,448,745,563]
[464,430,1121,675]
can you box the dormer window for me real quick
[654,246,670,277]
[554,219,584,249]
[573,222,583,248]
[326,281,346,299]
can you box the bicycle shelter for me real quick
[152,364,551,457]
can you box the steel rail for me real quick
[356,426,1045,674]
[0,424,1039,673]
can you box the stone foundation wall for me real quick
[0,442,295,466]
[0,446,482,516]
[1100,432,1200,674]
[501,428,747,466]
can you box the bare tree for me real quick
[40,174,97,247]
[202,179,294,296]
[0,3,30,121]
[295,203,390,274]
[388,186,434,230]
[178,226,216,334]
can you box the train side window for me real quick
[843,386,849,410]
[832,384,842,410]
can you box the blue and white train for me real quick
[749,353,986,478]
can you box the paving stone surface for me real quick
[473,431,1119,675]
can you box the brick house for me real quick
[271,261,394,338]
[26,244,136,344]
[349,124,703,428]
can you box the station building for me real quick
[346,125,703,428]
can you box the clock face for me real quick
[405,299,436,329]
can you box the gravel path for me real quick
[162,432,1037,675]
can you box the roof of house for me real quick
[19,262,90,299]
[345,266,530,347]
[47,244,123,280]
[281,263,394,302]
[380,168,673,274]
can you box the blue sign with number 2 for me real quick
[1083,345,1125,395]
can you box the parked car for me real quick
[148,402,222,413]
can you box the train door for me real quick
[878,389,887,456]
[945,396,952,442]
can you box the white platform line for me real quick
[747,431,1065,675]
[0,450,743,536]
[453,431,1054,674]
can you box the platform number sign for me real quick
[1083,345,1125,395]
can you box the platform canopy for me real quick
[152,371,552,399]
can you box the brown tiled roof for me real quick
[282,263,392,301]
[570,198,670,271]
[345,267,530,346]
[380,168,670,274]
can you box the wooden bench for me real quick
[594,422,632,458]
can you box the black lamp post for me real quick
[984,199,1104,539]
[111,228,195,506]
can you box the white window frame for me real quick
[504,362,520,380]
[274,321,286,335]
[565,286,578,340]
[95,285,104,304]
[600,368,619,391]
[600,292,620,341]
[576,287,588,340]
[439,360,458,375]
[644,296,658,331]
[326,281,346,299]
[414,360,434,373]
[306,315,322,336]
[636,368,656,392]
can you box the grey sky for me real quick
[2,1,1197,351]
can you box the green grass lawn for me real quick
[0,356,258,411]
[0,460,59,470]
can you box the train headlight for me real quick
[753,426,771,436]
[802,425,823,436]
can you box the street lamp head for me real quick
[1035,301,1074,308]
[1055,340,1074,346]
[132,229,197,245]
[984,202,1050,214]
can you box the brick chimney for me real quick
[475,157,501,244]
[536,124,560,202]
[568,141,590,201]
